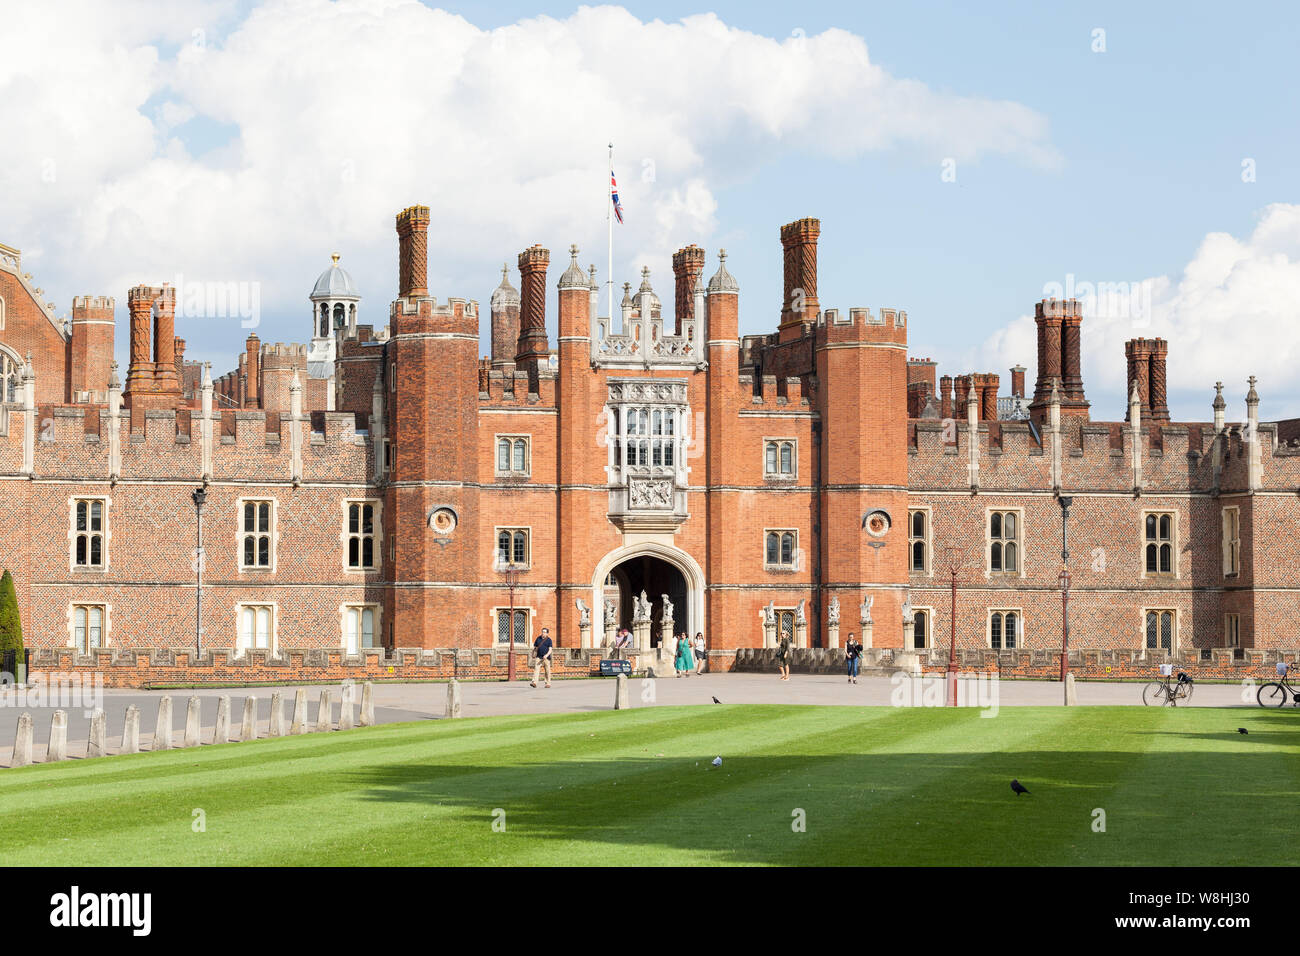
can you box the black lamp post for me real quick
[944,546,962,706]
[1058,495,1073,704]
[191,487,206,655]
[501,560,521,682]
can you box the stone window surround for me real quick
[910,606,933,649]
[604,378,690,487]
[69,496,110,572]
[491,605,533,646]
[1224,612,1240,648]
[341,499,382,572]
[1221,505,1240,578]
[341,602,381,653]
[494,434,531,478]
[1142,606,1179,653]
[234,601,277,655]
[236,497,277,572]
[495,526,532,570]
[908,506,932,576]
[987,607,1024,650]
[984,506,1025,578]
[763,437,797,480]
[1141,508,1179,579]
[68,602,110,650]
[764,528,800,571]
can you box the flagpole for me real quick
[607,142,614,325]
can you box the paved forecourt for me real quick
[0,671,1264,764]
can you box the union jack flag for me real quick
[610,171,624,224]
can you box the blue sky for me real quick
[2,0,1297,420]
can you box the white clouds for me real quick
[0,0,1057,364]
[969,203,1300,422]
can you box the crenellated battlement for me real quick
[0,399,375,484]
[478,366,557,405]
[1035,297,1083,319]
[71,295,115,315]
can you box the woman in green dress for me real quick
[675,631,695,676]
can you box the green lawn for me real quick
[1,705,1296,865]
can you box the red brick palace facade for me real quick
[0,211,1296,657]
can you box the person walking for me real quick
[674,631,695,677]
[693,632,707,674]
[776,631,792,681]
[530,627,553,688]
[845,631,863,684]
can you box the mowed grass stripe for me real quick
[0,707,1294,866]
[478,707,1084,866]
[0,707,833,864]
[1083,706,1300,865]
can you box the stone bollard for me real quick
[12,712,33,767]
[290,689,308,735]
[315,690,332,732]
[614,672,629,710]
[241,696,258,741]
[121,704,140,754]
[359,682,375,727]
[213,695,230,744]
[184,697,201,747]
[445,679,462,719]
[268,693,284,737]
[339,688,355,731]
[1065,672,1078,707]
[48,710,68,762]
[87,709,107,758]
[154,697,173,751]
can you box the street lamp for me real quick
[500,559,521,682]
[191,487,206,655]
[944,546,962,706]
[1058,495,1073,705]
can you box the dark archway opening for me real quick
[610,555,687,648]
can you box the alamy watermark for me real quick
[0,671,104,717]
[890,670,999,716]
[171,273,261,329]
[1042,273,1153,327]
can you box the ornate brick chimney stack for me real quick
[244,333,261,409]
[151,285,178,392]
[1125,338,1151,422]
[396,205,430,298]
[778,217,820,342]
[490,263,521,372]
[125,285,155,397]
[980,372,1000,421]
[939,374,953,420]
[1148,338,1170,422]
[1125,337,1170,423]
[1010,364,1026,399]
[1031,298,1088,422]
[515,244,551,379]
[671,244,706,335]
[954,374,971,413]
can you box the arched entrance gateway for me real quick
[591,543,705,648]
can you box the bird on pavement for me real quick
[1011,779,1030,796]
[1238,727,1249,735]
[712,696,721,704]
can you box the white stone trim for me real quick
[590,541,706,647]
[235,496,277,572]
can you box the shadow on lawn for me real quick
[347,747,1299,865]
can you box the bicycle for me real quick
[1143,666,1195,706]
[1256,662,1299,708]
